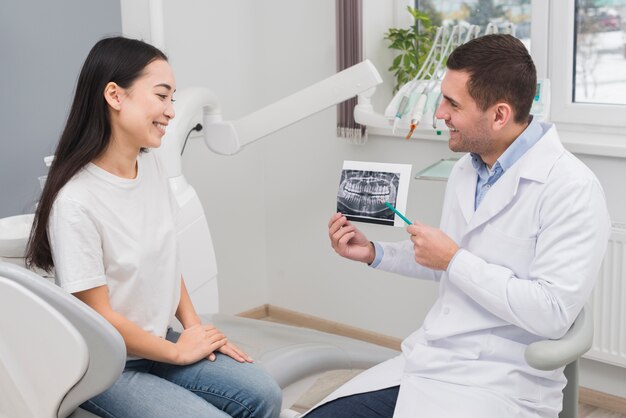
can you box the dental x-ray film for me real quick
[337,161,412,227]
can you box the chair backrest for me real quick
[525,306,593,418]
[525,305,593,371]
[163,174,219,316]
[0,262,126,418]
[0,276,87,418]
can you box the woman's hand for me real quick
[174,324,227,365]
[217,341,254,363]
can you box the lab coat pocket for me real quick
[403,334,484,378]
[427,335,484,361]
[483,333,542,403]
[481,224,536,279]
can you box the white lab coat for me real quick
[306,125,611,418]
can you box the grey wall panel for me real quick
[0,0,122,217]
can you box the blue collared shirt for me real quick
[370,116,544,268]
[472,116,543,209]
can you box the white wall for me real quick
[121,0,626,398]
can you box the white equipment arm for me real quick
[157,60,382,179]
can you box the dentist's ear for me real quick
[492,102,512,130]
[103,82,123,111]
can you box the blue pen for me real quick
[384,202,412,225]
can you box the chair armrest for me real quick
[524,306,593,371]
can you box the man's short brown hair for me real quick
[446,34,537,124]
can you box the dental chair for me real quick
[187,313,399,413]
[0,260,398,417]
[0,261,125,418]
[525,305,593,418]
[0,259,593,418]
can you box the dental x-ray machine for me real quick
[156,60,382,315]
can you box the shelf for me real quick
[414,158,459,181]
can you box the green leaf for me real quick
[386,5,436,86]
[392,54,403,67]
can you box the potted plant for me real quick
[385,6,438,92]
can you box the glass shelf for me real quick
[414,158,459,181]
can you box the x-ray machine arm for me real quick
[157,60,382,179]
[154,60,382,315]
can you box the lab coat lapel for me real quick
[454,157,477,225]
[464,166,521,236]
[462,125,564,237]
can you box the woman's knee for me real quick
[200,357,282,418]
[248,376,282,418]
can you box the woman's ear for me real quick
[103,82,123,110]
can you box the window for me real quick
[574,1,626,106]
[551,0,626,129]
[410,0,541,71]
[415,0,532,43]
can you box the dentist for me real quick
[310,34,611,418]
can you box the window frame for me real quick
[549,0,626,130]
[396,0,548,75]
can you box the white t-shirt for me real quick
[48,151,181,342]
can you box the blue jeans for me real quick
[81,329,282,418]
[305,386,399,418]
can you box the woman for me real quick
[26,36,282,418]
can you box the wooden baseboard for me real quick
[580,387,626,415]
[238,304,402,351]
[236,304,270,320]
[238,304,626,413]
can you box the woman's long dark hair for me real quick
[26,37,167,272]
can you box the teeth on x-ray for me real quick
[343,181,391,198]
[337,170,399,216]
[342,180,390,209]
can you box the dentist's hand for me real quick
[408,222,459,271]
[328,212,375,264]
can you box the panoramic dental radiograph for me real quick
[337,169,400,226]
